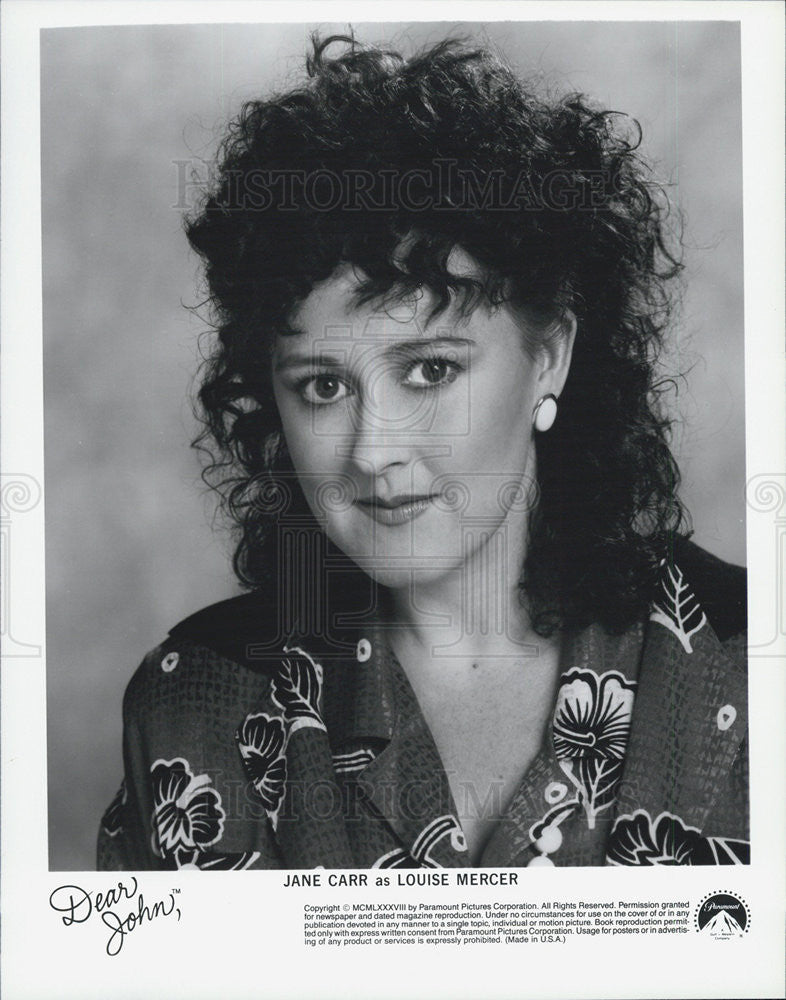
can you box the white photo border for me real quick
[2,3,784,999]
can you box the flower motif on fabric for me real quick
[650,561,707,653]
[271,645,326,735]
[236,712,288,827]
[101,779,127,838]
[606,809,750,866]
[552,669,636,760]
[150,758,225,858]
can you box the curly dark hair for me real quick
[185,33,688,636]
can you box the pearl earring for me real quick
[532,393,558,432]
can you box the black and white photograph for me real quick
[2,3,784,998]
[44,17,749,873]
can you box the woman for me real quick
[98,35,747,870]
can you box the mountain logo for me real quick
[695,891,749,938]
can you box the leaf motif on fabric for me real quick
[692,836,751,866]
[272,645,326,734]
[236,712,288,827]
[649,561,707,653]
[559,758,624,829]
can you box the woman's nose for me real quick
[345,400,413,477]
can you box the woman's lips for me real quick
[354,494,438,526]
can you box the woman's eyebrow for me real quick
[274,353,346,372]
[275,335,476,372]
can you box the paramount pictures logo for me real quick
[694,892,750,939]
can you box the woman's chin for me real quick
[322,507,508,592]
[345,553,463,592]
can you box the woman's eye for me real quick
[300,374,350,405]
[404,358,460,388]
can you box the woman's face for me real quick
[272,262,573,591]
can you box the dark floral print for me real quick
[372,815,467,868]
[559,757,625,830]
[236,712,288,822]
[371,848,420,869]
[650,561,707,653]
[170,849,261,871]
[332,748,377,775]
[529,799,582,843]
[606,809,750,866]
[527,666,638,854]
[100,779,127,838]
[693,837,751,865]
[552,668,637,759]
[150,758,225,858]
[98,542,748,871]
[271,645,326,734]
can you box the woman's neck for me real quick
[383,520,543,672]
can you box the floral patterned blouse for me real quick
[98,539,748,870]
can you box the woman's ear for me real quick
[535,309,577,398]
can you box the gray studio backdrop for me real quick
[43,21,745,869]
